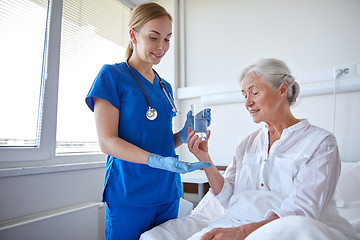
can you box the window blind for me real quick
[0,0,48,147]
[56,0,131,153]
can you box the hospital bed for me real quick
[140,161,360,239]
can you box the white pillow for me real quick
[336,161,360,205]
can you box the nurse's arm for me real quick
[173,132,183,148]
[94,97,150,164]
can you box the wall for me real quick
[184,0,360,84]
[0,165,105,221]
[153,0,176,84]
[175,0,360,166]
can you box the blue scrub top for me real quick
[86,62,182,207]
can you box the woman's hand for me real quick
[187,127,225,195]
[187,127,211,162]
[147,153,211,173]
[200,216,279,240]
[200,226,248,240]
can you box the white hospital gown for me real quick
[189,119,358,240]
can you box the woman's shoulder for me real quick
[99,62,127,74]
[95,62,133,84]
[289,120,338,150]
[157,76,172,91]
[301,120,336,140]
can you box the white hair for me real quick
[239,58,300,106]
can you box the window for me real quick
[56,0,131,154]
[0,0,131,161]
[0,0,48,148]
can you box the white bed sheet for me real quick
[140,161,360,240]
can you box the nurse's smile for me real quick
[152,52,164,59]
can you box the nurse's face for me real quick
[131,16,172,65]
[241,74,283,124]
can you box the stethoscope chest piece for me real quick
[146,107,157,120]
[126,60,178,121]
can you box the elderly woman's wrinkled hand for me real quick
[187,127,211,162]
[200,226,248,240]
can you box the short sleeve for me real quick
[85,65,121,112]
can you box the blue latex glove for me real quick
[179,109,211,143]
[147,153,212,174]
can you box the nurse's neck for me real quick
[127,57,156,84]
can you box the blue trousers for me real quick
[105,199,179,240]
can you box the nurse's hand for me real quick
[147,153,212,174]
[179,109,211,143]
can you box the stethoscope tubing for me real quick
[126,61,152,108]
[126,60,178,119]
[156,69,179,115]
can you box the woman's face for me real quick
[241,74,284,124]
[131,16,172,65]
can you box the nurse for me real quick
[85,3,211,240]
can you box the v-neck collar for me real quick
[127,64,159,87]
[127,63,169,104]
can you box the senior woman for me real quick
[187,58,359,240]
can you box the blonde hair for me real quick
[125,2,172,60]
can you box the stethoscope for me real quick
[126,60,179,120]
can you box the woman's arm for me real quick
[94,97,150,164]
[187,129,224,195]
[200,215,279,240]
[173,132,183,148]
[271,136,341,219]
[94,98,212,172]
